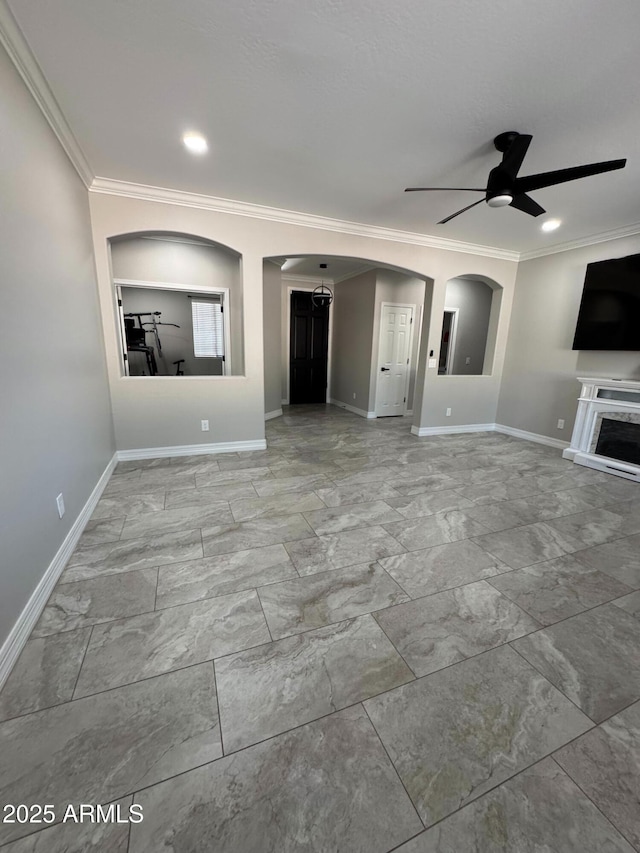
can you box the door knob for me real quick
[381,367,390,372]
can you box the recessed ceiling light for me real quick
[182,132,208,154]
[541,218,561,232]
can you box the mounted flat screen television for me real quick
[572,252,640,350]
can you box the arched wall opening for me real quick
[439,274,504,377]
[108,231,245,377]
[263,254,435,424]
[91,225,264,453]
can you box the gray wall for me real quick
[444,277,493,375]
[0,43,115,648]
[497,236,640,439]
[263,262,283,414]
[330,271,377,411]
[111,236,244,374]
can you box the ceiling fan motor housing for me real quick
[486,163,515,206]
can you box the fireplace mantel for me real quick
[563,377,640,482]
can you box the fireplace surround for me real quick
[563,377,640,482]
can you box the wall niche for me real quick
[110,233,244,376]
[440,275,502,376]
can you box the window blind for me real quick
[192,300,224,358]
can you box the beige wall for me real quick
[331,271,377,412]
[419,267,515,429]
[0,44,114,647]
[111,235,244,374]
[263,262,283,414]
[498,236,640,439]
[88,191,518,448]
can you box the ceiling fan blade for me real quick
[515,159,626,194]
[501,134,532,179]
[438,198,485,224]
[510,193,545,217]
[405,187,485,192]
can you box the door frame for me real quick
[115,278,231,377]
[440,307,459,376]
[374,302,416,417]
[285,285,333,405]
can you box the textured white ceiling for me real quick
[275,257,374,281]
[8,0,640,252]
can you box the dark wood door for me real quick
[290,290,329,404]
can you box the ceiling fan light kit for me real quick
[487,194,513,208]
[405,131,626,225]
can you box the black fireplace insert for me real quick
[595,418,640,465]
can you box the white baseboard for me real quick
[494,423,570,450]
[265,409,283,421]
[409,421,570,449]
[411,423,495,437]
[0,452,118,691]
[329,399,376,419]
[117,439,267,461]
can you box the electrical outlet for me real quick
[446,407,452,417]
[352,393,356,400]
[557,418,565,429]
[56,493,65,519]
[201,419,209,432]
[465,357,471,365]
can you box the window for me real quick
[192,299,224,358]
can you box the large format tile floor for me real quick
[1,405,640,851]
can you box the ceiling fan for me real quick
[405,132,626,224]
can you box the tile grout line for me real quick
[152,566,159,612]
[254,587,275,642]
[70,624,94,702]
[211,659,225,757]
[369,605,419,679]
[126,812,132,853]
[548,753,639,850]
[360,702,426,830]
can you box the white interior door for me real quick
[375,304,414,417]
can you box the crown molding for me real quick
[90,177,520,262]
[0,0,93,187]
[519,221,640,261]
